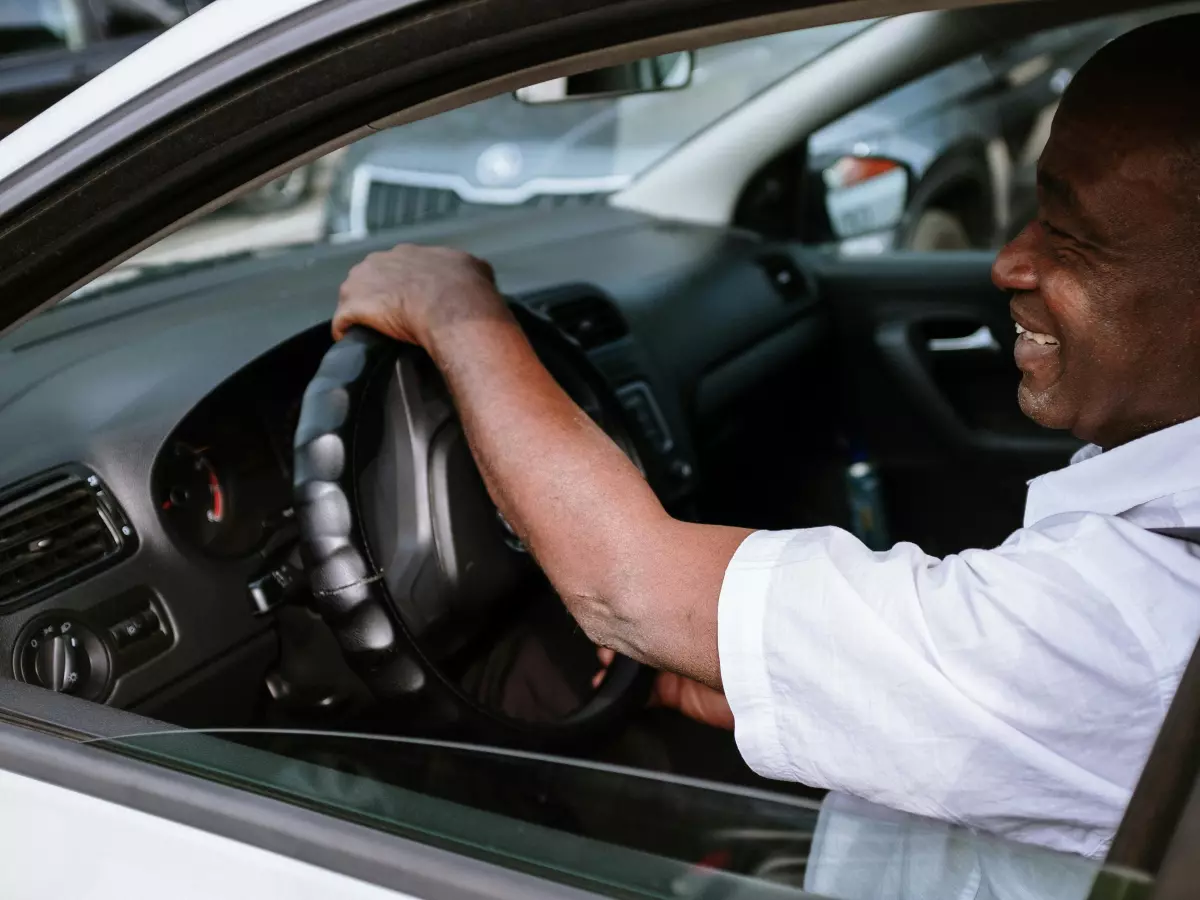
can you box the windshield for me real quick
[64,19,875,299]
[90,729,1104,900]
[337,21,876,190]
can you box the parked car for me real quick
[321,9,1154,252]
[0,0,194,138]
[2,0,1200,897]
[0,0,313,212]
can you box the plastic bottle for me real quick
[845,456,890,551]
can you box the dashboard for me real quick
[0,206,825,724]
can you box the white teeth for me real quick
[1015,327,1058,346]
[1015,322,1058,345]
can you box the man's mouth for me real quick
[1012,319,1062,379]
[1014,323,1059,347]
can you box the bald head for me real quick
[991,13,1200,448]
[1059,14,1200,204]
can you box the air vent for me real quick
[0,469,132,607]
[544,295,629,351]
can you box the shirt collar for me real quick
[1024,415,1200,527]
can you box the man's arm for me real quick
[333,244,751,688]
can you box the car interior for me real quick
[0,0,1193,892]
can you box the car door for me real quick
[0,0,87,138]
[810,249,1080,556]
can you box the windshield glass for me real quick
[64,19,875,299]
[90,729,1104,900]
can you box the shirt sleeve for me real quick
[717,523,1169,858]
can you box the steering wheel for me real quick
[293,303,655,746]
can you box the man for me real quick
[332,17,1200,862]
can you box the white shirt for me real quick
[718,415,1200,862]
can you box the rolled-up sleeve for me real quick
[717,523,1176,857]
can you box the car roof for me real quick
[0,0,338,184]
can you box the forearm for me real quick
[426,306,749,687]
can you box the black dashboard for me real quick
[0,206,826,724]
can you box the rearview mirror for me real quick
[515,52,694,104]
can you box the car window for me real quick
[65,5,1200,294]
[91,729,1111,899]
[94,0,187,39]
[62,18,876,298]
[813,3,1199,255]
[0,0,82,55]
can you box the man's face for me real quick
[991,100,1200,447]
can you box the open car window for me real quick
[89,729,1108,899]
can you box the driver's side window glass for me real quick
[98,729,1115,900]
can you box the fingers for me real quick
[591,645,617,689]
[333,243,502,344]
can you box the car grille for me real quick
[363,182,609,232]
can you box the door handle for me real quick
[926,325,1000,353]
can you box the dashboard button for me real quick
[34,634,82,693]
[14,615,111,701]
[111,614,144,647]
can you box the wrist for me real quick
[421,287,515,357]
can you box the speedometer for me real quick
[156,441,265,557]
[161,444,225,525]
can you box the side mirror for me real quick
[817,156,911,243]
[515,52,694,104]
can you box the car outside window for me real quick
[815,3,1198,254]
[94,0,187,38]
[66,18,877,296]
[0,0,82,56]
[70,6,1193,293]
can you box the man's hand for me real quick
[334,243,752,689]
[332,245,506,348]
[595,648,734,731]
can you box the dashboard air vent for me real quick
[0,469,131,607]
[544,295,629,351]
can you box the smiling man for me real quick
[332,16,1200,861]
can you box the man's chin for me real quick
[1017,379,1074,430]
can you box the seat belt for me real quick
[1105,524,1200,876]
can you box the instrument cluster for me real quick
[151,329,327,560]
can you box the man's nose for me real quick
[992,223,1038,293]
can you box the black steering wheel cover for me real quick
[294,304,654,746]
